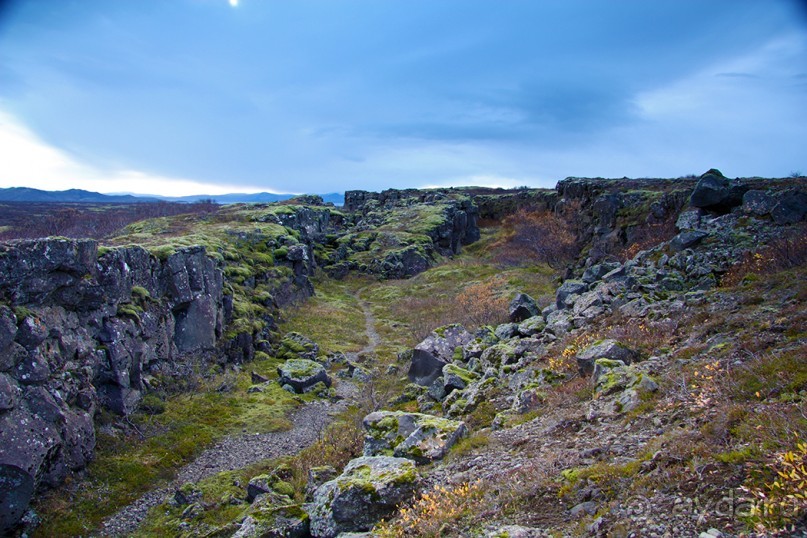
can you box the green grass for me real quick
[32,360,300,538]
[280,275,370,355]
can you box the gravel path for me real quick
[354,288,381,358]
[98,287,378,537]
[98,381,356,537]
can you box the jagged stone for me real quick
[576,339,639,376]
[556,280,587,309]
[277,359,331,394]
[0,373,17,411]
[0,306,16,355]
[690,169,747,211]
[362,410,467,463]
[415,324,473,363]
[582,262,620,284]
[670,230,708,252]
[306,466,338,502]
[509,293,540,322]
[443,363,477,393]
[247,473,296,502]
[515,315,544,337]
[771,189,807,224]
[676,208,704,231]
[0,464,34,533]
[235,497,309,538]
[308,456,419,537]
[494,323,520,340]
[742,190,777,216]
[407,349,447,387]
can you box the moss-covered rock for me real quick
[575,339,639,376]
[362,410,467,464]
[276,332,320,361]
[277,359,331,394]
[308,456,419,537]
[235,495,309,538]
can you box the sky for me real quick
[0,0,806,196]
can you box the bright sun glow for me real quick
[229,0,238,7]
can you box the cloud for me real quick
[0,109,273,196]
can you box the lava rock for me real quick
[556,280,588,310]
[407,349,448,387]
[576,339,639,376]
[509,293,540,323]
[689,169,747,212]
[771,189,807,224]
[362,410,467,463]
[308,456,419,537]
[277,359,331,394]
[0,464,35,533]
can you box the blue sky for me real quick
[0,0,805,196]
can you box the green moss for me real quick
[279,358,323,379]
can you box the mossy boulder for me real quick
[277,359,331,394]
[235,495,309,538]
[442,363,478,393]
[362,410,467,463]
[588,359,659,419]
[276,332,320,361]
[308,456,419,537]
[247,473,296,502]
[517,315,546,337]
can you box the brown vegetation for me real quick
[491,206,580,269]
[0,200,217,241]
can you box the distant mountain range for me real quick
[0,187,344,205]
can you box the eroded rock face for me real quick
[308,456,419,537]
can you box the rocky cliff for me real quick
[0,239,226,528]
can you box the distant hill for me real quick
[153,192,345,205]
[0,187,345,206]
[0,187,160,203]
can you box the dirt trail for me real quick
[98,290,381,537]
[353,287,381,359]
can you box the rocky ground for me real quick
[99,380,356,537]
[3,171,805,537]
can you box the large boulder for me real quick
[407,349,447,387]
[362,410,467,463]
[414,324,474,362]
[771,189,807,224]
[277,359,331,394]
[509,293,540,323]
[742,190,777,216]
[575,339,639,376]
[689,169,747,212]
[234,495,309,538]
[308,456,419,537]
[0,464,34,533]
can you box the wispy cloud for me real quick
[0,109,274,196]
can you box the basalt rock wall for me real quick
[0,238,226,522]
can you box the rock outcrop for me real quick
[308,456,419,537]
[0,238,226,528]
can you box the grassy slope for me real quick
[32,356,305,537]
